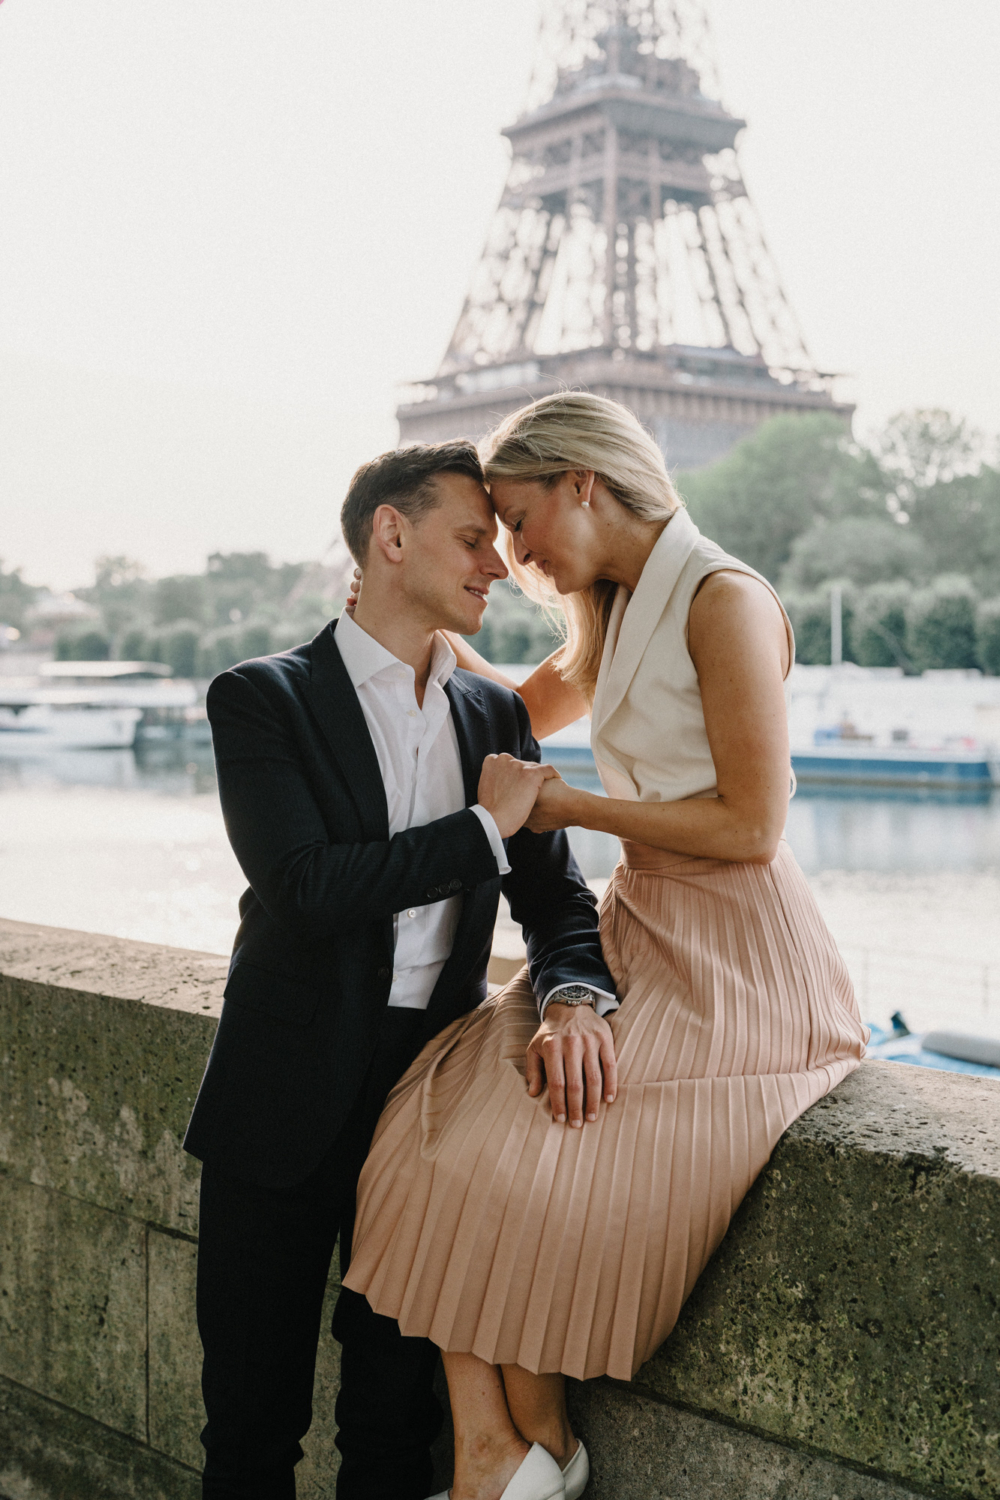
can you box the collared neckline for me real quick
[335,611,457,694]
[591,506,700,736]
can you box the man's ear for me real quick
[370,504,406,564]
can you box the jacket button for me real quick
[377,966,391,980]
[449,879,462,892]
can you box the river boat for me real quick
[791,743,999,789]
[537,720,1000,789]
[0,662,201,752]
[0,693,144,750]
[865,1017,1000,1080]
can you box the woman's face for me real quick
[489,471,601,595]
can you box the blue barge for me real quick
[791,744,998,789]
[541,738,999,790]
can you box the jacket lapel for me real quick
[445,669,492,809]
[302,619,389,841]
[593,508,701,734]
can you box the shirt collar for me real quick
[335,611,457,693]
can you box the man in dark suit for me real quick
[185,441,617,1500]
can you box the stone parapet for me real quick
[1,917,996,1499]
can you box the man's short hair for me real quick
[340,441,485,565]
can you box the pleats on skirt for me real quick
[344,839,867,1381]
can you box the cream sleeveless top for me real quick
[590,506,794,804]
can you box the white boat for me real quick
[0,694,143,750]
[0,660,202,753]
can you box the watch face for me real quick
[553,985,591,1001]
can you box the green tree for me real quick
[154,574,208,626]
[782,583,855,666]
[680,413,886,584]
[463,581,561,665]
[779,516,928,592]
[874,409,984,498]
[121,628,151,660]
[84,556,150,645]
[197,626,244,678]
[905,466,1000,597]
[238,623,272,660]
[204,552,306,628]
[907,576,979,671]
[195,620,275,676]
[975,599,1000,676]
[55,629,112,660]
[851,582,914,669]
[0,560,38,631]
[153,621,202,677]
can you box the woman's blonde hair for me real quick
[481,390,682,701]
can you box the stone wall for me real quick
[1,917,997,1500]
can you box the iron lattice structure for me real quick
[398,0,848,470]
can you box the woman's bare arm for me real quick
[442,634,589,741]
[441,632,520,690]
[525,573,791,863]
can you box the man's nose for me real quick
[483,545,509,581]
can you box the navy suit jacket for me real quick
[184,619,615,1189]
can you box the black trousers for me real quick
[196,1009,443,1500]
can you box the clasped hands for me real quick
[477,752,617,1128]
[475,750,579,838]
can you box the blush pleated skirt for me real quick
[344,839,867,1381]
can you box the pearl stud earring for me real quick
[582,499,590,509]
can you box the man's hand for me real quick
[526,1003,618,1127]
[477,753,558,839]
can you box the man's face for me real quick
[399,472,509,635]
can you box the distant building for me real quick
[398,1,850,469]
[23,591,100,650]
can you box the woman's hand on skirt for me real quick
[527,1004,617,1126]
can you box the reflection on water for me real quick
[4,748,999,888]
[1,750,998,1041]
[0,746,242,956]
[787,784,1000,875]
[558,768,1000,880]
[0,743,218,796]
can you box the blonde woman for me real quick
[344,393,866,1500]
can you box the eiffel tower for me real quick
[397,0,849,470]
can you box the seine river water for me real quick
[1,744,998,1039]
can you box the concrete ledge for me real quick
[2,917,998,1499]
[0,1375,199,1500]
[640,1064,1000,1498]
[567,1381,926,1500]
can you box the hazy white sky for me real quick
[1,0,997,589]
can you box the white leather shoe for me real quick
[426,1440,566,1500]
[561,1439,589,1500]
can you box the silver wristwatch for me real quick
[546,985,597,1008]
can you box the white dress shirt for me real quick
[335,612,616,1019]
[336,613,508,1010]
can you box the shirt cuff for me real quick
[470,804,511,875]
[539,985,619,1022]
